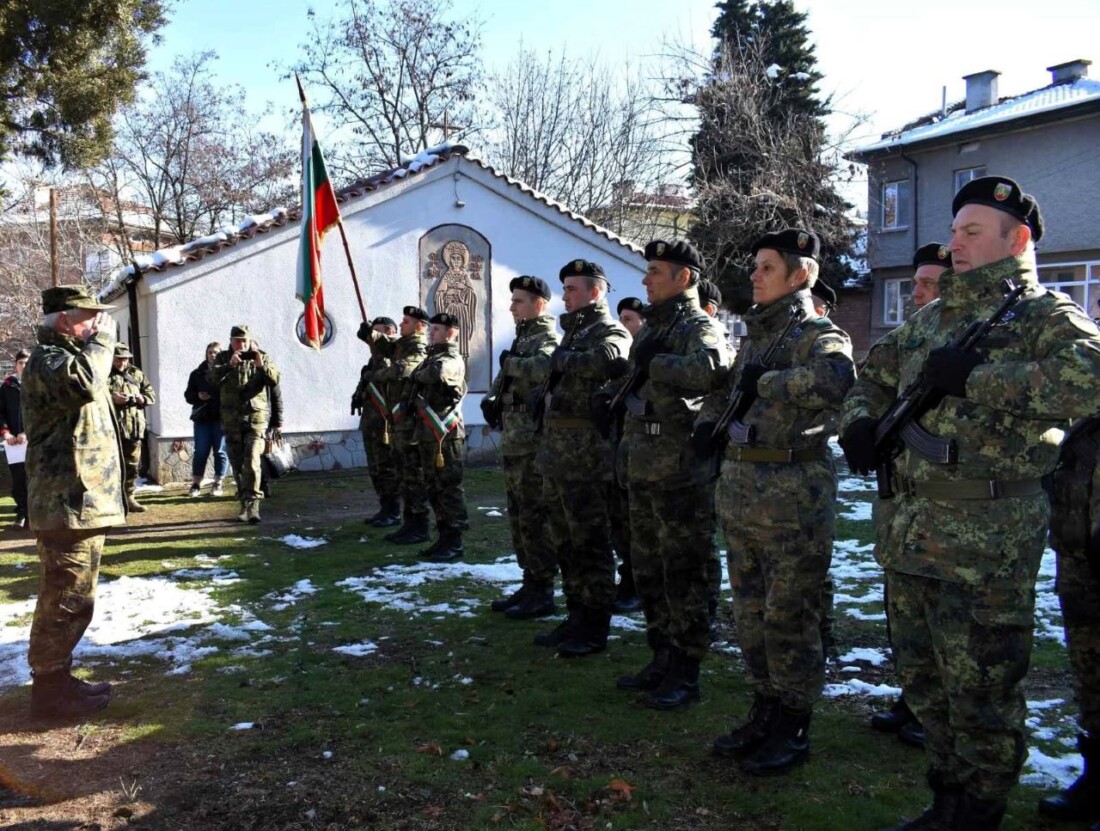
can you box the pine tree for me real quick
[690,0,854,313]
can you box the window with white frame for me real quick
[881,179,911,230]
[884,277,913,325]
[954,166,987,193]
[1038,261,1100,317]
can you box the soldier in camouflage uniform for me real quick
[1040,412,1100,826]
[108,343,155,513]
[700,229,855,775]
[614,241,731,710]
[408,312,469,562]
[209,325,280,524]
[352,316,402,527]
[534,259,630,657]
[23,285,124,718]
[840,176,1100,830]
[482,276,561,617]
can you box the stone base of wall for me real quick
[148,425,504,484]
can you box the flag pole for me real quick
[296,74,368,324]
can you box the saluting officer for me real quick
[534,259,630,657]
[483,276,561,617]
[700,229,855,775]
[352,315,402,528]
[614,240,731,710]
[840,176,1100,830]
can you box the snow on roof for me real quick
[853,77,1100,156]
[97,144,641,303]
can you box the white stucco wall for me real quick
[119,157,646,441]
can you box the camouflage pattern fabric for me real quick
[1055,550,1100,736]
[703,288,855,710]
[225,428,265,502]
[610,480,632,585]
[28,529,106,675]
[360,329,428,441]
[209,350,280,429]
[489,313,559,457]
[630,484,716,659]
[354,354,400,504]
[503,452,557,589]
[543,476,615,610]
[841,254,1100,799]
[108,365,155,441]
[409,341,468,531]
[120,439,142,498]
[22,326,126,531]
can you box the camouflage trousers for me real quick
[1055,549,1100,736]
[224,427,265,503]
[361,417,400,504]
[543,476,615,611]
[121,438,142,497]
[610,480,632,586]
[703,484,722,607]
[887,570,1033,800]
[503,452,558,589]
[28,528,106,675]
[717,458,836,711]
[629,483,715,660]
[395,433,428,519]
[418,437,468,532]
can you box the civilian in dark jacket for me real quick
[184,342,228,497]
[0,350,28,528]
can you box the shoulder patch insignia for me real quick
[701,331,719,346]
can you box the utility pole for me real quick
[49,188,59,286]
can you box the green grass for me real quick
[0,467,1081,829]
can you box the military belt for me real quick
[892,475,1045,500]
[547,416,594,430]
[503,403,528,413]
[625,420,690,437]
[727,446,826,464]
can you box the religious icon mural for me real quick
[420,225,491,392]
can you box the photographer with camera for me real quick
[209,325,280,524]
[109,343,156,513]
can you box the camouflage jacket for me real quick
[353,348,393,428]
[359,329,428,436]
[23,326,126,530]
[840,254,1100,582]
[619,292,732,488]
[535,300,630,481]
[108,365,156,441]
[409,341,467,444]
[699,288,855,451]
[489,313,559,457]
[209,349,281,429]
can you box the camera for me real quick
[238,350,257,360]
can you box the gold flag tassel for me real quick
[382,420,390,446]
[435,440,445,469]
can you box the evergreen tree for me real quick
[690,0,854,313]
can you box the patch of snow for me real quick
[333,641,378,657]
[279,535,327,549]
[823,678,902,698]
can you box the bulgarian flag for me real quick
[295,76,341,350]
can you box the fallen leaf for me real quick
[520,784,544,797]
[549,765,573,778]
[415,742,443,756]
[547,738,560,753]
[423,805,444,817]
[608,778,637,801]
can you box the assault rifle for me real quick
[709,305,805,448]
[873,279,1026,498]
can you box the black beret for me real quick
[952,176,1044,242]
[697,279,722,309]
[509,275,551,301]
[644,239,703,271]
[558,259,606,283]
[751,228,821,262]
[811,281,837,309]
[912,243,952,270]
[403,305,430,322]
[371,316,397,329]
[430,312,460,329]
[617,296,645,316]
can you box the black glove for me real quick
[498,349,511,372]
[690,421,717,458]
[550,347,571,374]
[357,320,372,341]
[923,347,982,398]
[632,337,664,369]
[480,396,502,430]
[840,417,879,476]
[350,395,362,416]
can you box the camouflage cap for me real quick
[230,325,251,338]
[114,344,133,359]
[41,284,111,315]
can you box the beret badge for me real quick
[797,232,809,250]
[993,183,1012,202]
[656,242,666,257]
[574,260,584,273]
[937,245,948,260]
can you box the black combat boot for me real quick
[951,793,1006,831]
[389,513,430,544]
[616,645,670,692]
[65,659,111,697]
[491,582,529,612]
[384,512,413,542]
[425,528,464,563]
[534,601,582,648]
[31,671,110,719]
[504,585,556,619]
[368,497,402,528]
[611,572,642,614]
[418,527,448,560]
[713,693,781,757]
[644,649,701,710]
[899,719,926,749]
[742,705,811,776]
[1039,732,1100,820]
[558,607,611,657]
[878,771,962,831]
[871,696,918,733]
